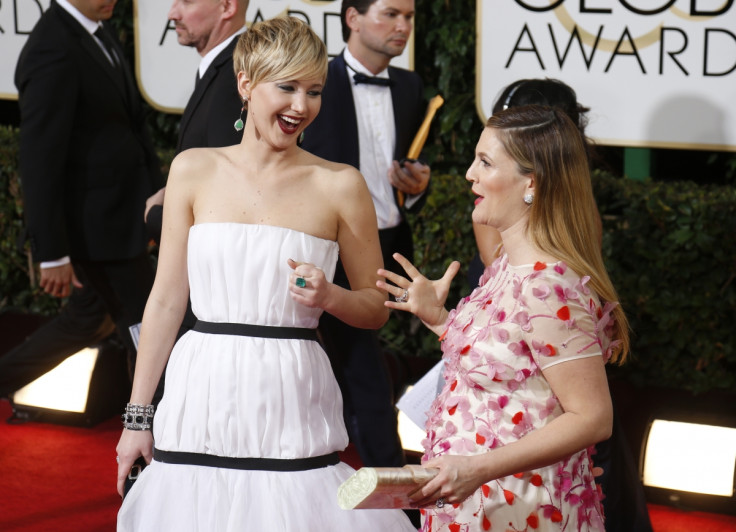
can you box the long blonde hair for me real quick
[488,105,629,363]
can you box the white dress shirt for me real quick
[343,48,402,231]
[197,27,246,80]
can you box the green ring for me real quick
[295,277,307,288]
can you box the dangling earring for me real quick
[523,193,534,205]
[234,96,247,132]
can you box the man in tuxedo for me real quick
[144,0,248,244]
[1,0,248,401]
[301,0,430,468]
[13,0,163,383]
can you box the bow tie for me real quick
[352,72,394,87]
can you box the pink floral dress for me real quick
[420,254,618,532]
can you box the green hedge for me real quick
[0,126,57,314]
[594,172,736,393]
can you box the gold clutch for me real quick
[337,465,439,509]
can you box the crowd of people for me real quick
[4,0,653,530]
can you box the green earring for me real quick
[234,98,246,132]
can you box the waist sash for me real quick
[192,320,318,341]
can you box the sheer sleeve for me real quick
[517,263,612,370]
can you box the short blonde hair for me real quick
[233,16,327,88]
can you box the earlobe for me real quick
[236,72,251,100]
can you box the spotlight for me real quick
[12,347,99,413]
[640,412,736,515]
[9,339,130,427]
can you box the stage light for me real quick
[12,347,99,414]
[640,415,736,514]
[9,339,130,427]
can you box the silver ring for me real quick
[395,289,409,303]
[435,497,445,508]
[116,456,120,464]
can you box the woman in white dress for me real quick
[115,16,415,531]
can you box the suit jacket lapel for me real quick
[53,3,131,108]
[178,73,207,151]
[389,67,413,161]
[332,53,360,169]
[178,39,238,151]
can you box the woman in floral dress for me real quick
[378,105,629,531]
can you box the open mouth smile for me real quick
[278,115,302,135]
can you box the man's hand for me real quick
[144,187,166,221]
[389,160,430,196]
[39,263,82,298]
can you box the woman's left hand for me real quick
[288,259,331,309]
[410,454,485,508]
[377,253,459,332]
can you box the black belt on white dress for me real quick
[153,448,340,472]
[192,320,318,341]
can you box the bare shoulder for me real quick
[300,150,367,196]
[168,147,231,189]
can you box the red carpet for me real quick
[1,398,735,532]
[0,399,120,531]
[647,504,736,532]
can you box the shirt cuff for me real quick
[40,256,71,269]
[404,190,425,210]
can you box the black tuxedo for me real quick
[12,0,162,380]
[301,52,427,467]
[178,37,243,153]
[16,1,162,263]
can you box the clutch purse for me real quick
[123,457,147,498]
[337,465,439,509]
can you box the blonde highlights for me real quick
[233,16,327,90]
[488,105,629,363]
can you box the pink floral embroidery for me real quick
[421,254,610,531]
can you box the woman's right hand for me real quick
[377,253,460,333]
[116,429,154,497]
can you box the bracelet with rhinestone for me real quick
[121,403,155,431]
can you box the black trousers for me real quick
[75,254,166,404]
[0,283,114,397]
[317,221,414,468]
[1,253,159,403]
[73,253,155,372]
[593,409,653,532]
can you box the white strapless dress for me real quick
[118,224,415,531]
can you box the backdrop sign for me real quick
[0,0,52,99]
[0,0,411,112]
[477,1,736,151]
